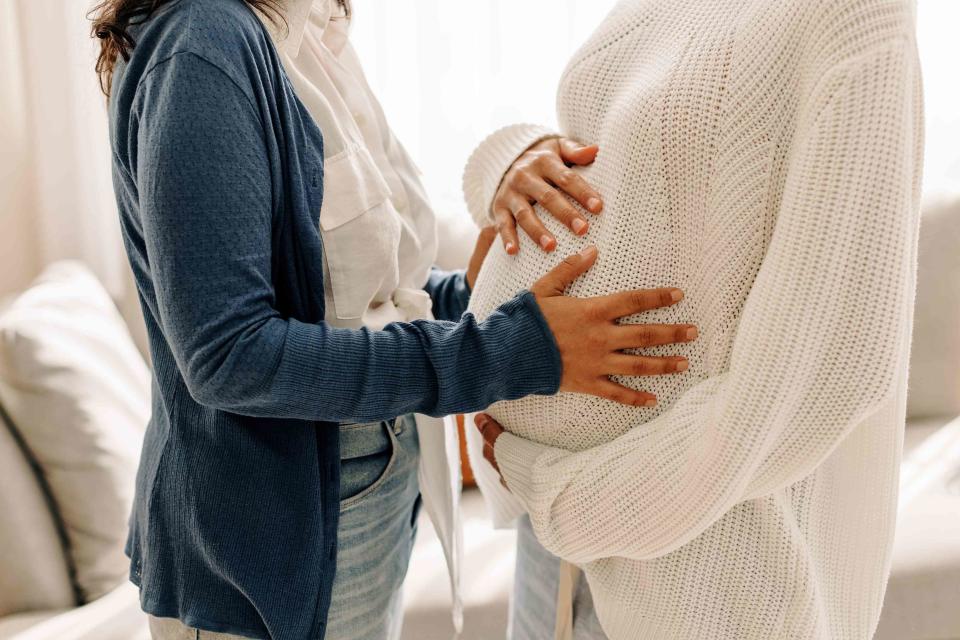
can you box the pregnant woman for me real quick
[91,0,696,638]
[466,0,924,638]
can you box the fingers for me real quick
[589,380,658,407]
[609,324,699,350]
[474,413,503,473]
[475,413,504,442]
[492,138,602,253]
[607,354,689,376]
[492,206,520,255]
[558,138,599,167]
[597,287,685,320]
[515,171,585,239]
[532,245,599,297]
[544,155,603,215]
[508,192,556,252]
[483,441,500,474]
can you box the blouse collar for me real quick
[265,0,332,57]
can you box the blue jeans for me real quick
[325,415,421,640]
[148,417,421,640]
[510,515,608,640]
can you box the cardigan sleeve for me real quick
[134,52,561,421]
[423,268,472,321]
[495,40,923,563]
[462,123,557,227]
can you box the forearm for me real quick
[185,291,561,421]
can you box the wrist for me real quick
[462,124,558,226]
[492,291,563,396]
[495,432,548,500]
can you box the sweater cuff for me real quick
[495,432,556,504]
[462,124,557,227]
[495,290,563,396]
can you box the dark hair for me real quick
[91,0,350,96]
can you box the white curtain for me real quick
[916,0,960,195]
[0,0,127,300]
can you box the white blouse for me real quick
[261,1,466,632]
[269,0,439,330]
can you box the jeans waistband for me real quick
[338,417,405,460]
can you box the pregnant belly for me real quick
[467,202,696,452]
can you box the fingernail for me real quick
[644,398,657,407]
[505,242,516,254]
[540,235,555,250]
[675,359,689,372]
[580,245,598,259]
[587,197,602,213]
[670,289,684,303]
[572,218,588,235]
[686,326,699,340]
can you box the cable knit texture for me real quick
[465,0,923,638]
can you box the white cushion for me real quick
[907,192,960,419]
[0,262,150,603]
[0,583,148,640]
[875,415,960,640]
[0,406,75,616]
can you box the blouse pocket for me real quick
[320,144,402,320]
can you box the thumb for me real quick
[558,138,599,166]
[533,245,598,298]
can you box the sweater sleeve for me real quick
[134,52,561,421]
[462,123,557,227]
[495,40,923,563]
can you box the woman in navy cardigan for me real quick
[92,0,693,637]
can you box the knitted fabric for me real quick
[464,1,923,637]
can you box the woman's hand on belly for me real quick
[494,137,603,254]
[531,245,698,407]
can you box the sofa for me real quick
[0,194,958,640]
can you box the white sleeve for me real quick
[462,124,557,227]
[463,412,527,527]
[494,40,924,564]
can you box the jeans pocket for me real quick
[339,423,398,507]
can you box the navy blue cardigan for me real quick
[108,1,561,637]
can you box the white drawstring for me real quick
[555,560,581,640]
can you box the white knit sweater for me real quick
[463,1,924,638]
